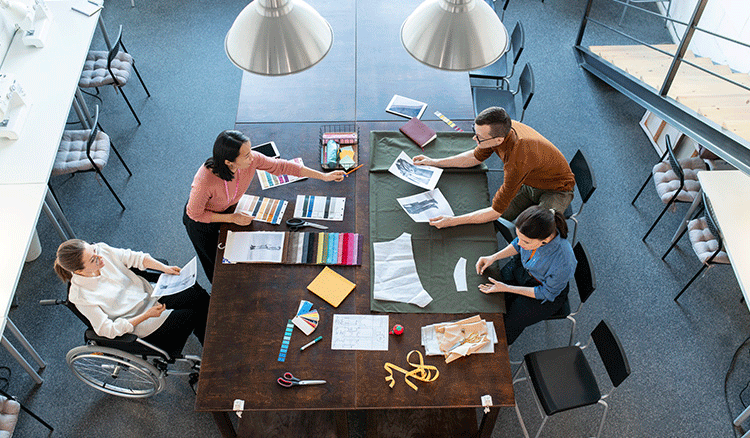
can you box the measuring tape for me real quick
[384,350,439,391]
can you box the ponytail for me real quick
[516,206,568,240]
[54,239,86,282]
[553,210,568,239]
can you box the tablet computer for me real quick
[251,141,280,158]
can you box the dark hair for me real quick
[54,239,87,282]
[475,107,512,138]
[204,130,249,181]
[515,206,568,240]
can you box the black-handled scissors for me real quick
[277,372,326,387]
[286,218,328,231]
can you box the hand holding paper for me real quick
[152,257,198,297]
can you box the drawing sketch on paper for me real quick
[331,314,389,350]
[397,188,454,222]
[388,151,442,190]
[223,231,286,263]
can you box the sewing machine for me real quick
[0,0,53,48]
[0,74,31,140]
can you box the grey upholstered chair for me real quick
[78,25,150,125]
[472,62,534,122]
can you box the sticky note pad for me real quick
[307,267,356,307]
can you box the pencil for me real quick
[345,164,364,176]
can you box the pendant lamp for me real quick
[401,0,508,71]
[225,0,333,76]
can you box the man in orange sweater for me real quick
[413,107,575,229]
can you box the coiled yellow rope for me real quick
[384,350,439,391]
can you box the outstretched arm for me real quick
[428,206,502,229]
[413,149,481,168]
[299,166,345,182]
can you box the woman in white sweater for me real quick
[54,239,209,357]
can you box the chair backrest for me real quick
[509,21,525,67]
[569,149,597,204]
[591,320,631,388]
[664,134,684,188]
[85,106,102,158]
[518,63,534,111]
[702,192,723,248]
[573,241,596,304]
[106,25,125,86]
[500,0,511,21]
[65,283,95,330]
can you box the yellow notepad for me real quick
[307,267,355,307]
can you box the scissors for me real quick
[286,218,328,231]
[277,372,327,387]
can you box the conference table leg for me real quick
[478,407,500,438]
[1,319,46,385]
[42,189,76,241]
[212,411,237,438]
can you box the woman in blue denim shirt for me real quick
[476,206,576,345]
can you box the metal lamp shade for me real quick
[225,0,333,76]
[401,0,508,71]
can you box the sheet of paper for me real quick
[372,232,433,307]
[223,231,286,263]
[293,195,346,221]
[421,321,497,356]
[453,257,467,292]
[397,188,454,222]
[234,194,288,225]
[152,257,198,297]
[331,314,389,350]
[388,151,442,190]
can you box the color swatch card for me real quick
[234,194,288,225]
[257,157,307,190]
[278,319,294,362]
[294,195,346,221]
[307,267,356,308]
[286,232,362,266]
[292,300,320,336]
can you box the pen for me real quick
[300,335,323,351]
[345,164,364,176]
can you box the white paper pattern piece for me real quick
[152,257,197,297]
[453,257,468,292]
[331,314,389,350]
[388,151,443,190]
[373,233,433,307]
[293,195,346,221]
[223,231,286,263]
[397,189,454,222]
[420,321,498,356]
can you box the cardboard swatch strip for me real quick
[278,319,294,362]
[293,195,346,221]
[234,194,288,225]
[286,232,362,266]
[292,300,319,335]
[257,157,307,190]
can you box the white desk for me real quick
[0,1,103,383]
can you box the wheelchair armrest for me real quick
[84,329,169,359]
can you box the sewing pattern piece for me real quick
[373,233,433,307]
[384,350,439,391]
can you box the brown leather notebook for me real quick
[399,117,437,149]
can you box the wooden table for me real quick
[194,122,514,437]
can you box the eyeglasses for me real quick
[472,127,501,144]
[89,245,101,265]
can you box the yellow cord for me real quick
[384,350,439,391]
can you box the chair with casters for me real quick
[564,149,597,245]
[78,25,150,125]
[472,62,534,122]
[51,105,132,210]
[40,265,201,398]
[631,134,705,242]
[663,193,730,301]
[513,320,630,438]
[470,20,523,86]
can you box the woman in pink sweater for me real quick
[183,130,345,282]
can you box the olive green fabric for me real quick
[369,131,505,314]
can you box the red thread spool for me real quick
[390,324,404,335]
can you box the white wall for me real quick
[667,0,750,73]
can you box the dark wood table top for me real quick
[194,121,514,413]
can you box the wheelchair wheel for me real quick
[66,345,166,398]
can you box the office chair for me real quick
[631,135,705,242]
[513,320,630,438]
[662,192,730,301]
[564,150,597,245]
[470,21,523,87]
[78,25,151,125]
[472,63,534,122]
[51,105,132,210]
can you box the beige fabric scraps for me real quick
[436,315,491,363]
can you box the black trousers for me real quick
[142,283,210,357]
[500,255,569,345]
[183,205,224,283]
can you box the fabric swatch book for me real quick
[400,117,436,149]
[256,157,307,190]
[223,231,363,265]
[234,194,288,225]
[307,267,356,307]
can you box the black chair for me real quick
[545,241,596,346]
[513,320,630,438]
[78,25,151,125]
[51,105,132,210]
[564,150,597,245]
[663,193,731,301]
[631,135,704,242]
[472,62,534,122]
[470,20,523,86]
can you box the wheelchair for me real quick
[41,266,201,398]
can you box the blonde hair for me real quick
[54,239,87,282]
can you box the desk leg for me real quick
[98,15,111,51]
[1,319,45,385]
[212,411,237,438]
[72,90,93,130]
[43,189,76,240]
[670,189,703,245]
[335,411,348,438]
[478,407,500,438]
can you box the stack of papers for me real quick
[421,315,498,363]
